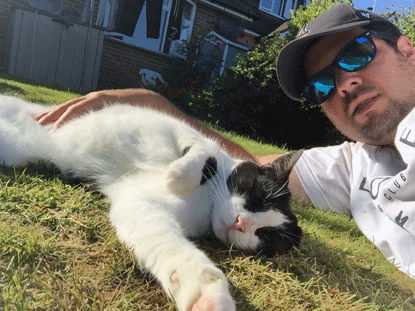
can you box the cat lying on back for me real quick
[0,95,302,311]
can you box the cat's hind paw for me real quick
[169,265,236,311]
[190,285,236,311]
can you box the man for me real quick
[36,4,415,278]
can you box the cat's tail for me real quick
[0,95,54,166]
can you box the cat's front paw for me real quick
[165,158,200,193]
[165,146,218,193]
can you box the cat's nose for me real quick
[231,216,254,233]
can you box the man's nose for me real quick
[335,69,363,97]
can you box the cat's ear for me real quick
[266,149,304,181]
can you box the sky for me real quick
[353,0,414,13]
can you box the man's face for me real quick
[304,28,415,146]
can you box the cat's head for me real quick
[211,150,303,257]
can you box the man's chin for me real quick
[356,103,409,146]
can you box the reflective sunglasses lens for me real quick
[302,34,377,106]
[337,36,376,71]
[304,74,335,107]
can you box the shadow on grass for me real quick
[0,72,78,94]
[272,231,415,310]
[195,228,415,310]
[0,162,61,182]
[0,82,26,96]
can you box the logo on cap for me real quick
[297,24,310,38]
[358,10,371,19]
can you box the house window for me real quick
[169,0,196,57]
[122,0,170,52]
[259,0,298,19]
[27,0,62,14]
[202,31,250,79]
[104,0,196,56]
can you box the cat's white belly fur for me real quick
[108,172,213,238]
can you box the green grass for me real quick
[1,73,415,310]
[220,131,288,155]
[0,72,80,105]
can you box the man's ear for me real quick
[396,35,415,64]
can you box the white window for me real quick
[27,0,62,14]
[122,0,170,52]
[204,31,250,78]
[259,0,298,19]
[104,0,196,56]
[169,0,197,57]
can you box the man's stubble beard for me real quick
[357,99,413,146]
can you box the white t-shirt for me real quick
[294,108,415,279]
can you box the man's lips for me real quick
[349,94,380,117]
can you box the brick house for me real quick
[1,0,307,92]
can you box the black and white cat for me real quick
[0,95,302,311]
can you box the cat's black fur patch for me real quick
[200,157,217,185]
[226,154,302,257]
[182,146,191,156]
[255,222,302,257]
[226,162,292,214]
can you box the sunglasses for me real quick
[302,30,398,107]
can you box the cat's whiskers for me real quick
[202,152,226,193]
[266,179,290,200]
[202,159,227,206]
[278,229,301,246]
[202,153,234,227]
[216,152,233,205]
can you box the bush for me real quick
[158,35,223,110]
[384,4,415,43]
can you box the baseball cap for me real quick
[277,3,400,102]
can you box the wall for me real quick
[97,37,175,90]
[0,0,100,70]
[191,3,222,40]
[0,0,25,70]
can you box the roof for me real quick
[203,0,298,38]
[211,0,259,18]
[246,9,285,36]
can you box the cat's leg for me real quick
[0,98,53,166]
[165,129,221,193]
[109,187,235,311]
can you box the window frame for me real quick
[103,0,196,57]
[259,0,299,19]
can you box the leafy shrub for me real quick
[384,4,415,43]
[159,35,223,109]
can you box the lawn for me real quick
[0,73,414,311]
